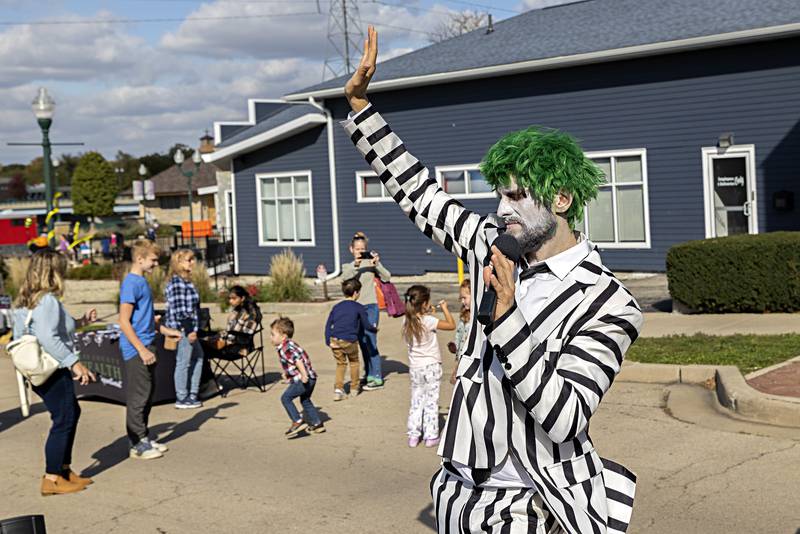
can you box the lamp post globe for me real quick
[31,87,55,121]
[173,149,185,165]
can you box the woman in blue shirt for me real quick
[12,249,97,496]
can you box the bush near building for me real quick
[667,232,800,313]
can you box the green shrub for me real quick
[67,263,114,280]
[156,225,176,237]
[261,250,310,302]
[666,232,800,313]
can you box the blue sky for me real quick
[0,0,564,165]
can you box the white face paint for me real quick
[496,176,558,254]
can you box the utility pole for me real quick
[322,0,365,80]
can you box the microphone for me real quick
[477,233,522,325]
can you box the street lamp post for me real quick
[7,87,84,246]
[174,149,202,247]
[32,89,54,234]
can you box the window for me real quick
[576,149,650,248]
[355,171,392,202]
[435,165,494,198]
[256,171,314,246]
[159,196,183,210]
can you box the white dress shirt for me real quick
[450,235,592,488]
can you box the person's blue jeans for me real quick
[280,378,321,425]
[174,337,204,401]
[359,303,382,381]
[32,368,81,475]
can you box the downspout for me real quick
[307,96,341,282]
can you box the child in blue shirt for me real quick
[324,278,377,401]
[118,240,181,460]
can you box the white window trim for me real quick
[701,145,758,239]
[435,164,496,199]
[355,170,393,203]
[255,170,316,247]
[582,148,651,249]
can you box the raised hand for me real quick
[344,25,378,113]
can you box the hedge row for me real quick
[666,232,800,313]
[66,263,115,280]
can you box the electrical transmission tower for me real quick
[322,0,366,81]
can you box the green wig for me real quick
[479,126,605,228]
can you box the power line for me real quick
[438,0,519,14]
[0,11,322,27]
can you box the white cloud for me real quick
[0,2,450,164]
[517,0,576,11]
[0,12,155,88]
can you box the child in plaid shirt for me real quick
[271,317,325,436]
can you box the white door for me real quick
[702,145,758,238]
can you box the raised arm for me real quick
[342,27,494,263]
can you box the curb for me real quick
[617,362,800,428]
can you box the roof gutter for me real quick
[285,22,800,100]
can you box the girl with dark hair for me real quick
[204,285,262,358]
[402,285,455,448]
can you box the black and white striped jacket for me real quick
[343,105,643,534]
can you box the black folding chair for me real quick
[209,324,266,395]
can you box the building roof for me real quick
[204,103,326,166]
[149,162,218,196]
[286,0,800,99]
[215,103,323,148]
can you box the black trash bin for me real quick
[0,515,46,534]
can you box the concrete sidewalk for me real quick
[2,311,800,533]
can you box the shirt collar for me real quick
[520,233,592,281]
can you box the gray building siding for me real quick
[327,37,800,273]
[233,37,800,274]
[232,125,334,275]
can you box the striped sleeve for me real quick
[487,285,643,443]
[341,104,486,260]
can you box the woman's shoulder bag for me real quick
[6,310,60,386]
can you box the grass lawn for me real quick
[627,333,800,374]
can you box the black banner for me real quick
[74,328,218,404]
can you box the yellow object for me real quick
[68,234,94,250]
[457,257,465,285]
[45,208,59,225]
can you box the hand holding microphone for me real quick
[477,233,521,325]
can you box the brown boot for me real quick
[66,470,93,486]
[40,475,85,496]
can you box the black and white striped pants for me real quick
[431,465,563,533]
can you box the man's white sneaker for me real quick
[129,441,163,460]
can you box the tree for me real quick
[55,153,81,187]
[8,173,27,200]
[112,150,140,191]
[138,144,195,177]
[72,152,118,223]
[24,157,44,185]
[428,10,488,43]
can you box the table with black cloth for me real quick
[73,327,219,404]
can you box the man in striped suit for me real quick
[343,27,643,534]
